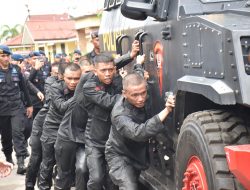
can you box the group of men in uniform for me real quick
[0,31,175,190]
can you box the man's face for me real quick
[0,54,10,68]
[73,53,81,60]
[64,69,81,91]
[123,83,147,108]
[51,66,59,77]
[29,56,39,66]
[92,37,100,50]
[94,62,115,85]
[11,60,19,65]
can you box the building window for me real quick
[53,44,56,56]
[61,43,65,54]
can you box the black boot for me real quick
[25,186,34,190]
[17,156,27,175]
[6,154,14,165]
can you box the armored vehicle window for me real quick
[200,0,243,3]
[241,37,250,75]
[104,0,122,10]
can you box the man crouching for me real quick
[105,73,175,190]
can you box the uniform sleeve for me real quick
[28,68,38,81]
[113,114,165,142]
[27,79,40,94]
[50,84,74,113]
[83,80,121,110]
[114,52,133,70]
[18,72,32,107]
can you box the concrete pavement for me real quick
[0,151,37,190]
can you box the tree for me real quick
[0,24,23,42]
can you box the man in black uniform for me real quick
[105,73,175,190]
[0,45,33,173]
[54,40,140,190]
[83,48,144,190]
[84,31,100,64]
[25,62,61,190]
[39,63,81,190]
[28,51,50,117]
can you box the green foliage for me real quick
[0,24,23,42]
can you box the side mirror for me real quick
[121,0,170,21]
[121,0,147,20]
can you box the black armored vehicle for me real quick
[99,0,250,189]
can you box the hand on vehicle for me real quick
[165,94,175,113]
[119,68,128,78]
[130,40,140,59]
[136,54,145,65]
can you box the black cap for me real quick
[39,50,46,56]
[29,51,41,57]
[91,31,99,39]
[11,54,24,61]
[0,45,12,55]
[74,49,82,55]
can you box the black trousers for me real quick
[23,116,33,141]
[0,116,13,157]
[12,109,29,158]
[39,140,56,190]
[86,145,117,190]
[105,152,140,190]
[55,136,88,190]
[25,108,47,188]
[25,130,42,188]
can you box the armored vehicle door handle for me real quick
[116,35,129,55]
[116,35,122,55]
[134,31,143,41]
[139,32,148,55]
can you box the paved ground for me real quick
[0,150,36,190]
[0,141,149,190]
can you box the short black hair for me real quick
[51,62,59,68]
[93,52,114,66]
[123,73,146,90]
[58,62,69,75]
[65,63,81,73]
[79,56,91,67]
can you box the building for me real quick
[5,0,104,61]
[5,13,77,62]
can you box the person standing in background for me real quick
[84,31,100,64]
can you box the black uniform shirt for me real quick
[0,64,31,116]
[31,76,58,134]
[84,50,98,65]
[57,72,93,143]
[41,80,74,142]
[29,63,50,108]
[83,74,122,149]
[105,97,165,170]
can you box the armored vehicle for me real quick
[99,0,250,189]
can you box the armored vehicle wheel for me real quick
[175,110,249,190]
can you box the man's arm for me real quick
[50,83,74,113]
[115,40,140,70]
[113,95,175,141]
[83,80,121,110]
[113,114,165,142]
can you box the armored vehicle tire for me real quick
[175,110,249,190]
